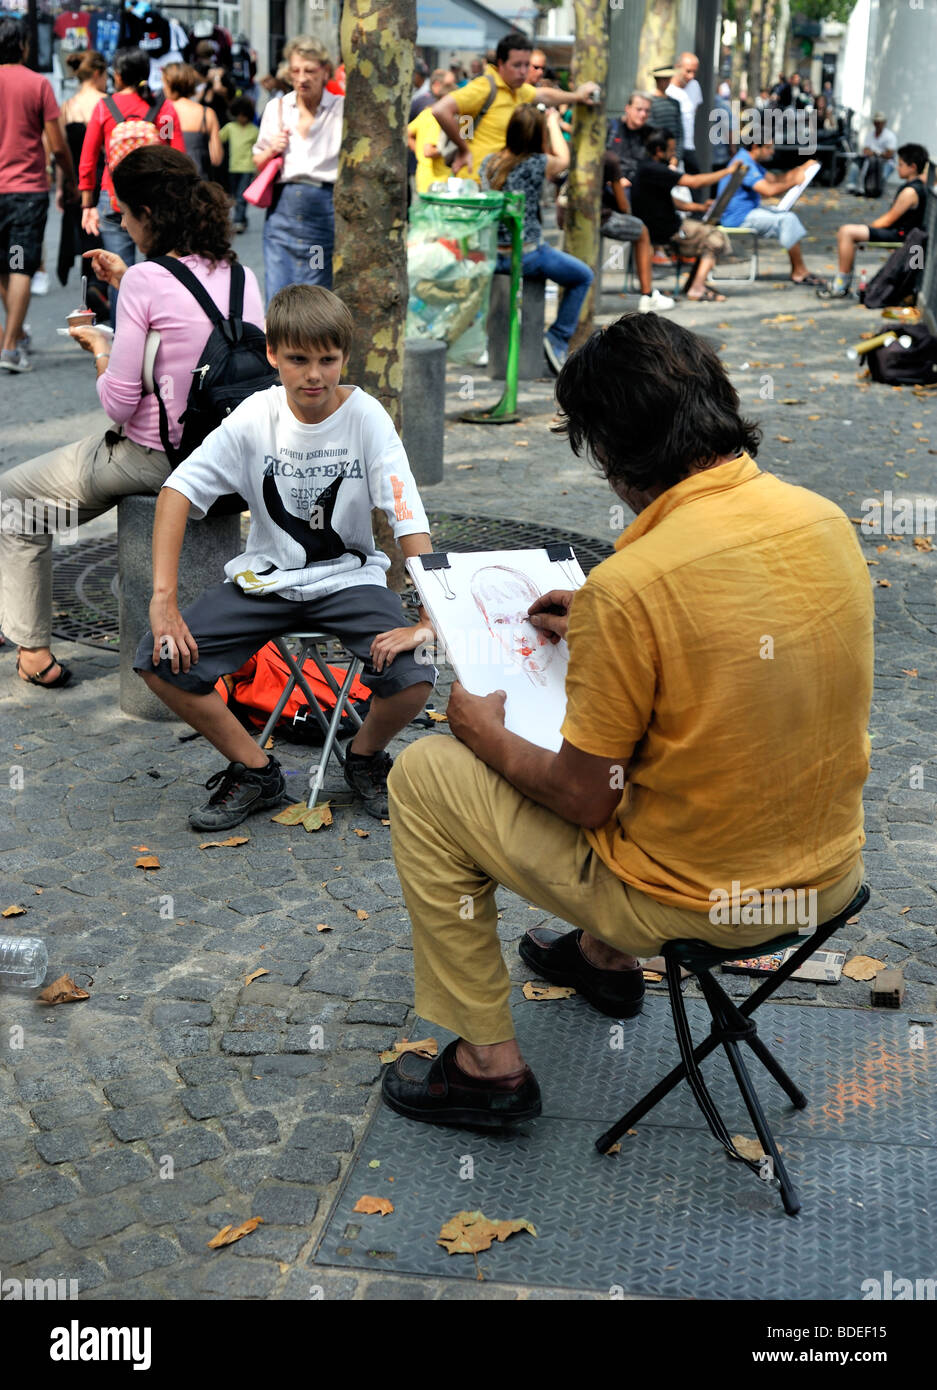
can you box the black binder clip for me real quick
[545,542,579,587]
[422,552,456,600]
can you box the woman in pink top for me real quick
[0,145,264,687]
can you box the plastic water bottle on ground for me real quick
[0,935,49,988]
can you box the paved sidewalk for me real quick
[0,184,935,1299]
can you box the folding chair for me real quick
[596,882,871,1216]
[255,633,365,809]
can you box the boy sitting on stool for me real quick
[135,284,436,829]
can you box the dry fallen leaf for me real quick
[807,414,821,420]
[316,922,332,933]
[761,313,796,324]
[37,973,90,1006]
[437,1210,536,1256]
[455,463,474,470]
[876,579,892,588]
[356,909,369,921]
[132,844,150,852]
[352,828,370,838]
[901,668,919,677]
[380,818,391,827]
[2,904,27,918]
[913,536,933,552]
[426,711,448,723]
[522,982,576,1001]
[605,1142,622,1155]
[775,435,793,444]
[730,1135,783,1162]
[843,955,886,981]
[899,906,912,915]
[264,735,274,749]
[207,1217,263,1248]
[379,1037,438,1064]
[135,854,160,870]
[876,544,889,553]
[272,801,333,832]
[353,1195,394,1216]
[244,968,269,986]
[199,835,250,849]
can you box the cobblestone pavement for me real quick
[0,184,935,1300]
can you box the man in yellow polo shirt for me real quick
[431,31,600,183]
[382,312,873,1130]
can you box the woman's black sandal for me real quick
[16,655,72,688]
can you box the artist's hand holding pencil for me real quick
[527,589,574,644]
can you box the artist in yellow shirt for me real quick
[430,31,600,183]
[382,312,872,1129]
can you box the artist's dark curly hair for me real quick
[112,146,235,265]
[552,313,762,494]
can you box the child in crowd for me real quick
[220,95,259,232]
[135,284,437,829]
[818,143,930,299]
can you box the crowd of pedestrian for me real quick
[1,14,930,383]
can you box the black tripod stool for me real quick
[596,884,871,1215]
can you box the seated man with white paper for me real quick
[383,313,873,1131]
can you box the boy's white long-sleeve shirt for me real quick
[163,384,430,601]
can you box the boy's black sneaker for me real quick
[343,749,393,819]
[188,755,285,831]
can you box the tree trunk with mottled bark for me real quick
[636,0,678,88]
[563,0,609,352]
[747,0,763,106]
[733,1,749,99]
[333,0,416,591]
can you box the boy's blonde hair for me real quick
[266,285,354,356]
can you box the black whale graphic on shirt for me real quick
[260,463,367,569]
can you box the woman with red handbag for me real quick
[249,35,343,302]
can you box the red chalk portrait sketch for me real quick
[406,548,586,752]
[470,565,557,688]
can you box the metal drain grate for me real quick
[50,536,121,650]
[50,513,612,649]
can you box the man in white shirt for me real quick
[667,52,703,173]
[846,112,898,193]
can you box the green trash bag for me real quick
[406,192,504,364]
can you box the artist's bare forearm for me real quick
[471,723,581,822]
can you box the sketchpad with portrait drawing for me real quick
[407,547,587,752]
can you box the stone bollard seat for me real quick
[117,492,241,720]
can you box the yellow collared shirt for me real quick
[561,454,873,910]
[452,65,538,183]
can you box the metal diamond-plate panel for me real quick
[314,999,937,1296]
[515,993,936,1145]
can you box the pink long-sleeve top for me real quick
[97,255,265,453]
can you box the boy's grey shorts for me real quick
[134,581,438,697]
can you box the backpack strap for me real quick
[145,99,163,126]
[227,260,245,323]
[104,94,123,124]
[474,72,497,133]
[148,254,226,327]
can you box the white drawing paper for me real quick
[407,547,586,752]
[775,160,819,213]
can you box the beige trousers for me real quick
[0,430,170,647]
[387,736,864,1045]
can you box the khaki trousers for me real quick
[387,737,864,1045]
[0,430,170,647]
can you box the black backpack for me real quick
[862,154,884,199]
[149,256,277,469]
[864,228,927,309]
[867,324,937,385]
